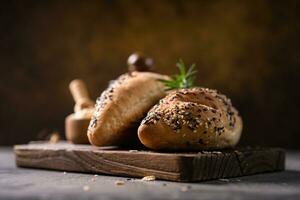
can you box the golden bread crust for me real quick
[138,87,242,150]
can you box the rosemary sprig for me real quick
[160,59,197,90]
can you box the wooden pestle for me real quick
[65,79,94,144]
[69,79,94,112]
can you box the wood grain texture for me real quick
[14,142,285,182]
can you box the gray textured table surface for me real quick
[0,147,300,200]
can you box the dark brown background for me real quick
[0,0,299,148]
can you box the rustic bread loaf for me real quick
[88,71,169,146]
[138,87,242,150]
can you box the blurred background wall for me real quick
[0,0,299,148]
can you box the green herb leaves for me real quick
[160,59,197,90]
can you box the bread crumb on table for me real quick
[115,180,125,186]
[219,178,230,182]
[83,185,90,191]
[181,185,191,192]
[181,186,188,192]
[141,175,156,181]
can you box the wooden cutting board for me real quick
[14,142,285,182]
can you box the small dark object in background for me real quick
[127,52,155,72]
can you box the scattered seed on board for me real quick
[141,175,156,181]
[63,172,67,175]
[49,132,60,144]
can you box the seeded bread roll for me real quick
[138,87,242,150]
[88,71,169,146]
